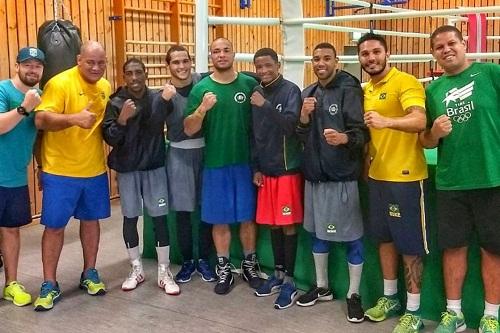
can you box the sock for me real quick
[270,228,285,278]
[484,301,499,319]
[347,262,363,298]
[283,233,298,280]
[384,279,398,297]
[152,215,169,247]
[313,252,329,288]
[243,250,255,258]
[406,292,421,312]
[156,245,170,265]
[217,253,229,259]
[127,246,141,263]
[176,211,193,261]
[284,275,294,284]
[446,299,462,316]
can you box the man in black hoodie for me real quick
[102,58,179,296]
[295,43,369,323]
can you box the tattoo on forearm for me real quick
[404,256,423,293]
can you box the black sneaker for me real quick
[296,286,333,307]
[214,257,234,295]
[346,293,364,323]
[241,253,262,289]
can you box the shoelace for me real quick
[440,311,455,326]
[399,313,418,328]
[128,265,142,279]
[375,297,390,311]
[242,259,260,278]
[85,269,100,283]
[40,282,56,297]
[483,317,499,331]
[216,264,231,283]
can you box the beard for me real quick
[19,73,40,87]
[361,59,387,77]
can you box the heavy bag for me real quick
[37,20,82,88]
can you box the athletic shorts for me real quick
[303,180,363,242]
[0,185,31,228]
[41,172,110,228]
[201,164,255,224]
[368,179,429,256]
[166,146,203,212]
[437,186,500,255]
[118,167,169,218]
[256,173,304,226]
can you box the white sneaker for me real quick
[121,261,145,291]
[158,264,180,295]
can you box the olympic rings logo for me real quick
[452,112,472,123]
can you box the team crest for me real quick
[276,104,282,113]
[234,92,246,103]
[379,93,387,100]
[328,104,338,116]
[326,224,337,233]
[158,198,167,207]
[388,204,401,218]
[281,205,291,216]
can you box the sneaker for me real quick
[158,264,180,295]
[392,312,424,333]
[274,282,297,310]
[197,259,217,282]
[434,310,466,333]
[79,268,106,295]
[214,257,234,295]
[175,260,196,283]
[365,296,402,322]
[296,286,333,307]
[33,281,61,311]
[241,253,262,289]
[255,275,283,297]
[121,261,145,291]
[479,315,499,333]
[346,293,364,323]
[3,281,32,306]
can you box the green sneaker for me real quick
[3,281,32,306]
[365,296,402,322]
[79,268,106,295]
[393,312,424,333]
[33,281,61,311]
[479,315,499,333]
[434,310,466,333]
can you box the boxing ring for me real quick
[142,2,500,328]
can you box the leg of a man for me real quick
[239,221,256,253]
[0,227,20,283]
[42,227,65,282]
[443,247,468,300]
[80,220,100,271]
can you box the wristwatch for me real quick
[17,106,30,117]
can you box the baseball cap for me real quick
[17,47,46,64]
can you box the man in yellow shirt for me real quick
[358,33,428,333]
[33,41,111,311]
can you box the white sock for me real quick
[406,292,420,312]
[383,279,398,296]
[484,301,499,319]
[446,299,462,316]
[127,246,141,262]
[156,246,170,265]
[313,252,329,288]
[347,262,363,298]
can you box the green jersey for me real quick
[425,62,500,190]
[185,73,257,168]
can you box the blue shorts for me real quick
[41,172,110,228]
[0,186,31,228]
[368,179,429,256]
[201,164,256,224]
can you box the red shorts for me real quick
[256,173,304,226]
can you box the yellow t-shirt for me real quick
[37,66,111,177]
[363,67,428,182]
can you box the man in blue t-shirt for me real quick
[0,47,44,307]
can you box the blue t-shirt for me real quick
[0,80,37,187]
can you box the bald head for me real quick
[210,38,235,72]
[77,40,107,84]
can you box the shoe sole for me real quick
[197,271,217,282]
[175,271,195,283]
[158,284,181,296]
[364,309,402,322]
[255,285,281,297]
[3,295,32,307]
[214,277,235,295]
[296,294,334,307]
[121,277,145,291]
[33,293,61,312]
[346,315,365,323]
[79,285,106,296]
[274,291,298,310]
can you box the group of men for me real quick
[0,24,498,333]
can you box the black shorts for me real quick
[437,186,500,255]
[368,179,429,256]
[0,185,32,228]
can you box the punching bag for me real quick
[37,20,82,88]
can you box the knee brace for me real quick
[312,236,330,254]
[346,238,364,265]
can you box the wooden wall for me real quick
[1,0,500,217]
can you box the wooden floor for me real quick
[0,201,475,333]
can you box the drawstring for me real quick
[340,182,348,203]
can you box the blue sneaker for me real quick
[33,281,61,311]
[274,282,297,310]
[79,268,106,295]
[255,275,283,297]
[197,259,217,282]
[175,260,196,283]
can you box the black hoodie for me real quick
[102,87,169,173]
[296,70,369,182]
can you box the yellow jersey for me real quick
[37,66,111,177]
[363,67,427,182]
